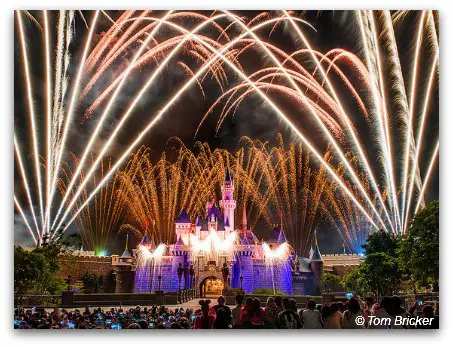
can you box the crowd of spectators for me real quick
[14,294,439,329]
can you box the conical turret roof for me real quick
[277,227,287,244]
[224,167,233,181]
[120,233,132,259]
[175,235,184,246]
[310,229,323,262]
[175,208,191,223]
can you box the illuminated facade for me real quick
[134,169,323,295]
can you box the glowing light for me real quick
[262,242,291,263]
[190,230,238,255]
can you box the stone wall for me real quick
[59,254,134,293]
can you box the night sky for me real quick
[14,10,439,254]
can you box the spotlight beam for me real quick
[414,141,439,215]
[46,10,100,236]
[50,11,173,233]
[17,11,45,235]
[14,136,40,239]
[404,51,439,230]
[14,195,38,246]
[284,10,393,233]
[225,10,390,232]
[401,11,426,230]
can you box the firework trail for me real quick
[14,11,438,250]
[55,154,128,252]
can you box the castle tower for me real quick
[170,236,189,291]
[134,233,153,293]
[310,229,324,295]
[235,235,255,293]
[219,168,236,230]
[175,208,191,245]
[116,233,134,293]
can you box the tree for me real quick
[320,273,342,293]
[342,267,371,296]
[81,273,104,293]
[14,245,66,297]
[362,230,399,257]
[342,252,400,297]
[60,233,83,251]
[398,200,439,288]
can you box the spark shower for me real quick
[14,10,438,254]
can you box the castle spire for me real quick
[242,205,247,235]
[219,167,236,231]
[224,167,233,181]
[311,228,323,262]
[120,233,132,259]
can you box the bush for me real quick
[14,244,66,297]
[81,273,104,293]
[252,288,284,296]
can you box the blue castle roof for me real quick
[175,236,184,246]
[241,235,250,245]
[206,205,222,221]
[277,228,287,244]
[175,208,191,224]
[224,167,233,181]
[140,234,151,245]
[310,229,323,262]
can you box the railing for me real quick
[176,289,197,304]
[14,295,61,307]
[16,289,199,308]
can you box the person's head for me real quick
[422,304,435,318]
[199,300,210,315]
[347,297,361,314]
[235,294,244,306]
[127,323,141,329]
[274,296,283,307]
[321,304,332,320]
[379,296,392,311]
[171,322,182,329]
[365,297,374,309]
[138,320,148,329]
[289,299,297,311]
[252,298,261,309]
[307,299,316,310]
[245,297,253,306]
[330,302,339,313]
[250,298,261,316]
[391,296,402,310]
[217,296,225,305]
[282,297,290,310]
[266,296,275,306]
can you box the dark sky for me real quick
[14,10,439,253]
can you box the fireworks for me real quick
[14,11,438,251]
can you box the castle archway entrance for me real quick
[199,276,224,297]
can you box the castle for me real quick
[133,169,324,296]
